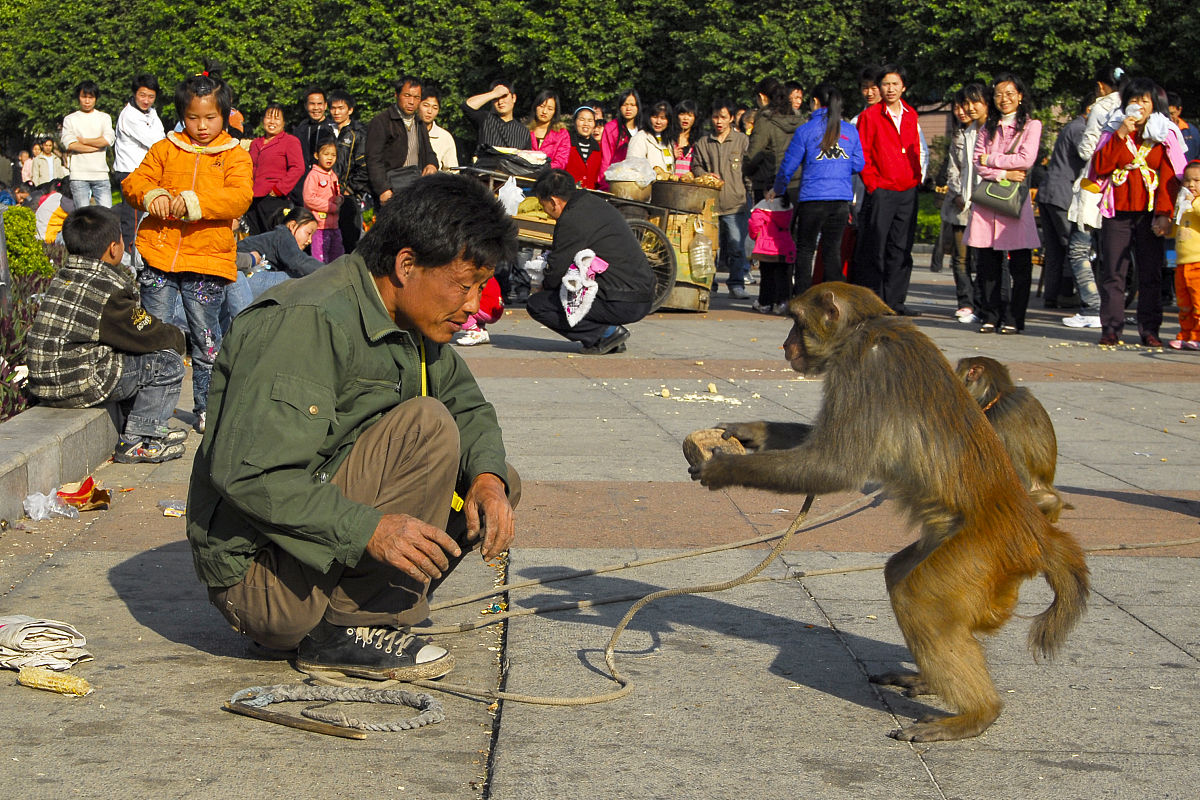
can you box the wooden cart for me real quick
[457,167,715,312]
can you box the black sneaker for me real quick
[580,325,630,355]
[294,620,455,681]
[113,437,186,464]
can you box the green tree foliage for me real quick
[0,0,1194,145]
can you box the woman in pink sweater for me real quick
[597,89,642,190]
[748,198,796,314]
[247,104,304,234]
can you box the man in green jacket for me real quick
[187,174,519,681]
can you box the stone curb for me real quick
[0,404,119,523]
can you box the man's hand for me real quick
[422,164,438,176]
[463,473,514,560]
[365,513,462,583]
[379,189,394,205]
[147,194,174,219]
[1151,215,1172,237]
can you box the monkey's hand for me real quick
[716,421,770,451]
[689,450,741,489]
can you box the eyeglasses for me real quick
[994,91,1020,100]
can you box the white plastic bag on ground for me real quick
[22,492,79,520]
[498,176,523,216]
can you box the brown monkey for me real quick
[955,356,1073,522]
[690,283,1089,742]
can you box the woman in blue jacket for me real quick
[773,83,864,294]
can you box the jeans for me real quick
[221,269,291,333]
[718,210,750,288]
[110,350,186,440]
[69,178,112,208]
[1067,226,1101,312]
[137,266,227,413]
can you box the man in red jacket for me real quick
[854,65,924,315]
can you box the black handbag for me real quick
[473,146,550,178]
[970,127,1030,218]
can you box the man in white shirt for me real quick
[419,85,458,170]
[113,74,165,245]
[61,80,115,208]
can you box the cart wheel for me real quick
[627,219,676,312]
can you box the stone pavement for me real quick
[1,263,1197,799]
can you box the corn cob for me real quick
[16,666,93,696]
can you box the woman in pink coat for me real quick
[527,89,570,170]
[965,73,1042,334]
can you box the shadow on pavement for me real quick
[1062,486,1200,519]
[513,566,924,717]
[106,539,253,659]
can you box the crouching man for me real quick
[526,169,656,354]
[187,174,520,680]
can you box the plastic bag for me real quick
[604,158,656,187]
[22,492,80,521]
[498,176,524,216]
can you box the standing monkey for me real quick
[690,283,1089,742]
[955,356,1072,522]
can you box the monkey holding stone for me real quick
[690,283,1089,742]
[955,356,1072,522]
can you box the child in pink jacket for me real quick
[748,198,796,314]
[303,142,344,263]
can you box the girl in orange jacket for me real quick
[121,74,253,432]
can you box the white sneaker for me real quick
[750,301,772,314]
[454,328,491,346]
[1062,314,1101,328]
[772,302,789,315]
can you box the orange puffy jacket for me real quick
[122,131,253,281]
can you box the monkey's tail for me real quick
[1029,525,1090,661]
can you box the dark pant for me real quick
[113,170,138,246]
[853,187,918,311]
[974,248,1033,329]
[246,195,290,235]
[526,288,651,348]
[944,224,978,309]
[1099,212,1164,338]
[1038,202,1074,304]
[794,200,849,295]
[110,350,186,440]
[208,397,523,650]
[756,258,791,307]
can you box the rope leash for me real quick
[229,483,1200,735]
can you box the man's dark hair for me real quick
[302,85,325,104]
[132,73,160,96]
[62,206,121,258]
[420,83,442,103]
[75,80,100,100]
[358,174,517,277]
[175,74,232,121]
[1167,91,1183,109]
[858,65,882,87]
[328,89,355,108]
[394,76,423,94]
[532,169,579,204]
[711,97,736,117]
[879,64,907,86]
[784,79,804,96]
[489,78,513,93]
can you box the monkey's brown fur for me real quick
[955,356,1073,522]
[690,284,1089,742]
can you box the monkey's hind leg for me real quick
[888,621,1002,742]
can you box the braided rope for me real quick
[230,684,445,731]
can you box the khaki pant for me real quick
[209,396,521,650]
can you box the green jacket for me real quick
[186,254,508,588]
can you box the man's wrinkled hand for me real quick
[365,513,461,583]
[464,473,514,560]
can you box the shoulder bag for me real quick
[970,126,1030,218]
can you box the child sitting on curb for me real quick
[26,207,189,463]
